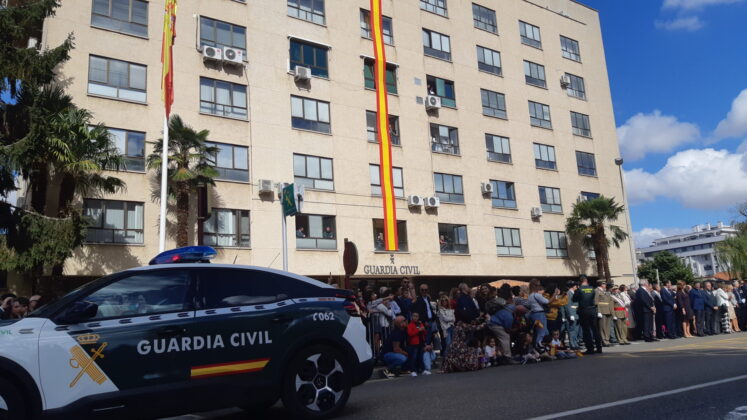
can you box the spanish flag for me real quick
[161,0,177,117]
[370,0,398,251]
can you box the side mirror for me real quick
[56,301,99,325]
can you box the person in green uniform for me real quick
[572,275,603,354]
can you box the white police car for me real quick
[0,247,372,419]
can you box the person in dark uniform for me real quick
[636,280,658,342]
[572,275,603,355]
[660,281,678,339]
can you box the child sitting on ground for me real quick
[513,332,541,364]
[484,337,499,367]
[546,330,579,359]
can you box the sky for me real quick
[581,0,747,248]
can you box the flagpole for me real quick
[159,113,169,252]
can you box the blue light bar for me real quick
[149,246,217,265]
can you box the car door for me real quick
[38,268,196,412]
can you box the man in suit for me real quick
[733,281,745,330]
[573,275,603,354]
[660,281,678,339]
[594,280,614,346]
[636,280,658,342]
[412,283,438,342]
[690,282,707,337]
[703,281,720,335]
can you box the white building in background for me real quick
[636,223,738,278]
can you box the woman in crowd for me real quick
[437,294,455,359]
[725,284,741,333]
[544,283,567,335]
[442,320,484,373]
[714,284,731,334]
[527,279,550,350]
[676,282,694,338]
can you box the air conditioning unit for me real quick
[425,95,441,110]
[407,195,423,208]
[531,207,543,218]
[294,66,312,81]
[202,45,223,61]
[480,182,494,195]
[424,196,440,209]
[222,47,244,64]
[258,179,274,193]
[560,74,571,88]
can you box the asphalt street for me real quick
[168,333,747,420]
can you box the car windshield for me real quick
[26,273,118,319]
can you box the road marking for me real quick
[526,374,747,420]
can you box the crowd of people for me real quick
[354,276,747,378]
[0,293,41,319]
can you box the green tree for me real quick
[147,115,218,247]
[637,251,695,284]
[716,236,747,280]
[565,196,629,282]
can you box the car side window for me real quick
[83,270,192,320]
[199,269,320,309]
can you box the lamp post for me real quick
[615,157,639,286]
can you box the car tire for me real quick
[280,345,352,419]
[0,377,27,420]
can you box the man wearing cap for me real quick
[564,282,581,350]
[611,285,630,345]
[594,280,614,346]
[573,275,603,354]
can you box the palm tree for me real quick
[147,115,218,247]
[565,196,629,282]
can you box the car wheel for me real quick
[0,377,27,420]
[281,345,352,419]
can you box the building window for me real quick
[91,0,148,37]
[519,21,541,48]
[533,143,557,170]
[360,9,393,45]
[495,227,522,256]
[434,173,464,203]
[472,3,497,33]
[490,180,516,209]
[373,219,408,252]
[422,29,451,61]
[476,46,502,75]
[439,223,469,254]
[545,231,568,257]
[88,55,146,102]
[83,199,144,244]
[366,111,400,145]
[529,100,552,129]
[203,209,250,247]
[539,186,562,213]
[199,77,247,119]
[108,128,145,172]
[293,153,333,190]
[291,96,331,133]
[295,214,336,250]
[571,111,592,137]
[481,89,507,119]
[426,75,456,107]
[289,39,329,78]
[560,35,581,61]
[206,142,249,182]
[199,16,246,56]
[370,164,404,198]
[430,124,459,155]
[565,73,586,99]
[581,191,600,201]
[287,0,325,25]
[576,151,597,176]
[524,60,546,88]
[421,0,447,17]
[486,134,511,163]
[363,59,397,94]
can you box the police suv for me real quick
[0,247,372,419]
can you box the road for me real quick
[168,333,747,420]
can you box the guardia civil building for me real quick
[31,0,637,290]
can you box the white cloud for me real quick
[634,227,692,248]
[624,148,747,209]
[663,0,745,10]
[654,16,704,30]
[714,89,747,140]
[617,110,700,161]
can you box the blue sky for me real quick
[582,0,747,247]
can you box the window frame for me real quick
[202,208,250,248]
[485,134,511,163]
[434,172,464,204]
[360,9,393,45]
[199,16,247,56]
[533,143,557,170]
[366,111,400,146]
[205,141,249,182]
[426,75,456,107]
[560,35,581,62]
[373,219,408,252]
[199,77,248,120]
[287,0,325,25]
[490,180,517,209]
[565,73,587,100]
[524,60,547,88]
[87,55,147,103]
[495,227,522,256]
[293,153,334,191]
[363,58,398,94]
[107,127,145,173]
[519,21,542,49]
[289,39,329,78]
[581,191,600,201]
[420,0,447,17]
[545,230,568,258]
[539,186,563,213]
[290,95,331,134]
[571,111,592,137]
[481,89,507,119]
[576,151,597,177]
[295,214,337,250]
[476,45,502,76]
[422,29,452,61]
[369,164,404,198]
[438,223,469,254]
[83,198,145,244]
[472,3,497,33]
[430,123,460,155]
[529,100,552,129]
[90,0,148,38]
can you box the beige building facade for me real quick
[35,0,635,288]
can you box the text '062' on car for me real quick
[0,247,372,420]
